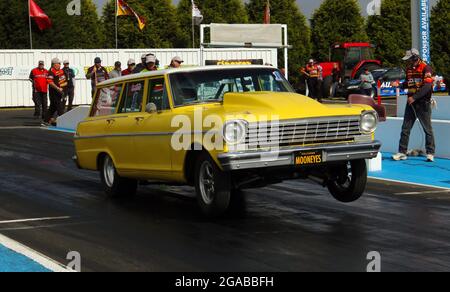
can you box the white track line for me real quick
[0,233,73,272]
[0,216,71,225]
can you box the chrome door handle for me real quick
[106,119,115,124]
[135,117,145,122]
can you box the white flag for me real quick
[192,0,203,26]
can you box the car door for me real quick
[106,79,146,172]
[133,76,173,179]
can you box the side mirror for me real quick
[145,103,158,114]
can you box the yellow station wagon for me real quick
[74,65,381,217]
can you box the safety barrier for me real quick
[397,95,450,120]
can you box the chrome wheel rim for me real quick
[199,161,215,205]
[104,156,115,188]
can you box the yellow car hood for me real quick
[221,92,369,121]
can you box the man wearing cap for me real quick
[62,60,76,112]
[29,61,49,120]
[44,58,68,126]
[122,59,136,76]
[301,59,322,102]
[110,61,122,79]
[392,48,436,162]
[169,56,184,69]
[86,57,109,96]
[141,55,158,72]
[133,53,159,73]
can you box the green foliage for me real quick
[102,0,187,49]
[177,0,249,48]
[311,0,367,61]
[366,0,411,67]
[430,0,450,79]
[0,0,103,49]
[246,0,311,83]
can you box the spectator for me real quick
[132,54,147,73]
[169,56,184,68]
[86,57,109,96]
[392,49,436,162]
[62,60,76,112]
[29,61,48,121]
[122,59,136,76]
[44,58,68,126]
[359,68,375,96]
[141,55,158,72]
[133,53,160,73]
[110,61,122,79]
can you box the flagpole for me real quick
[28,0,33,49]
[192,1,195,48]
[115,0,118,49]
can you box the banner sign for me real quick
[419,0,431,63]
[205,59,264,66]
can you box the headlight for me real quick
[223,120,247,144]
[360,111,378,134]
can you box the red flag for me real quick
[263,0,271,24]
[29,0,52,31]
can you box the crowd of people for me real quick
[29,53,184,126]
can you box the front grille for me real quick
[243,116,362,150]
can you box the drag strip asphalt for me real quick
[0,123,450,271]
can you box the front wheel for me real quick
[194,152,232,218]
[327,159,367,203]
[100,154,138,198]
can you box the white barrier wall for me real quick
[397,95,450,120]
[0,48,278,108]
[376,117,450,159]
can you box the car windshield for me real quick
[169,68,294,107]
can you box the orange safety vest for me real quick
[406,61,433,94]
[306,64,320,78]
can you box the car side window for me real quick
[147,78,170,111]
[91,84,123,117]
[119,80,145,113]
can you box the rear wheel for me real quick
[322,76,333,99]
[100,155,137,198]
[195,152,232,218]
[327,159,367,203]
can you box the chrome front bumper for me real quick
[218,141,382,171]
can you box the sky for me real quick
[94,0,439,19]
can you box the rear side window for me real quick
[119,80,146,113]
[147,78,170,111]
[91,85,123,117]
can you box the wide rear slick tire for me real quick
[194,152,232,218]
[327,159,367,203]
[100,155,138,198]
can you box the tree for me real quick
[102,0,187,49]
[311,0,367,61]
[366,0,411,67]
[0,0,103,49]
[431,0,450,80]
[246,0,311,83]
[177,0,249,48]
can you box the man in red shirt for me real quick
[29,61,48,120]
[122,59,136,76]
[44,58,68,126]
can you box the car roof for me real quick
[98,65,277,87]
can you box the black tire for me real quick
[327,159,367,203]
[194,152,232,218]
[322,76,333,99]
[100,155,138,198]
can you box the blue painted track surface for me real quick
[0,245,50,272]
[370,152,450,189]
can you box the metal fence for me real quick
[0,48,277,107]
